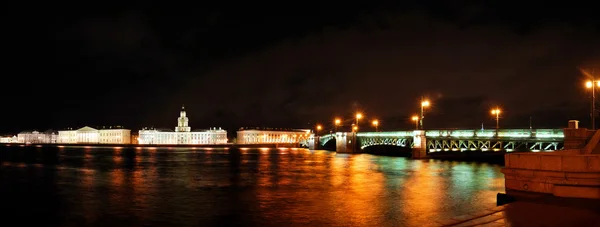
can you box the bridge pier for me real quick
[307,134,320,150]
[335,132,358,153]
[411,130,428,159]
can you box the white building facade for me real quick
[0,136,17,143]
[138,106,228,145]
[58,126,131,144]
[17,130,58,144]
[236,128,311,144]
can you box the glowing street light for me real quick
[491,108,501,130]
[316,124,322,136]
[355,113,363,132]
[411,115,419,130]
[334,118,341,132]
[372,120,379,132]
[584,68,599,130]
[420,99,430,129]
[352,125,358,132]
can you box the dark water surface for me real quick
[0,145,505,226]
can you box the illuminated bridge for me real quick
[309,129,565,158]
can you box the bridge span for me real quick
[308,129,565,158]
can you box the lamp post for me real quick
[316,124,322,136]
[355,113,363,132]
[420,99,430,129]
[585,70,598,130]
[372,120,379,132]
[491,108,501,130]
[334,118,341,132]
[411,115,419,130]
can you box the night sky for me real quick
[3,2,600,134]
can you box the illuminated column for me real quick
[412,130,427,159]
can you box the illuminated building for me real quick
[137,106,228,145]
[236,128,311,144]
[0,136,17,143]
[17,130,57,144]
[57,126,131,144]
[99,128,131,144]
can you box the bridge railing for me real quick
[426,129,564,139]
[317,129,564,145]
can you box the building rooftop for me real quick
[140,127,174,132]
[192,127,226,132]
[238,127,310,132]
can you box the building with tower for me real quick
[137,106,228,145]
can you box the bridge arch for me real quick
[359,137,413,150]
[319,134,336,146]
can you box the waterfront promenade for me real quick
[443,199,600,226]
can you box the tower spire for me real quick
[176,106,190,132]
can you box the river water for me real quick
[0,146,505,226]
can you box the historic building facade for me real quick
[0,135,18,143]
[57,126,131,144]
[236,128,311,144]
[137,106,228,145]
[17,130,58,144]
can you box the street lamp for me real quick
[334,118,341,132]
[585,74,599,130]
[491,108,501,130]
[316,124,322,136]
[411,115,419,130]
[355,113,363,131]
[420,99,430,129]
[352,125,358,132]
[372,120,379,132]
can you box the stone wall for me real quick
[502,152,600,199]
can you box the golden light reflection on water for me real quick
[1,146,506,226]
[336,155,386,226]
[400,160,445,225]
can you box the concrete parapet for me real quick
[502,152,600,199]
[563,128,595,150]
[505,152,600,172]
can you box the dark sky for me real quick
[3,2,600,134]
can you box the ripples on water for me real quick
[0,146,505,226]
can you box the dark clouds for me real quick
[2,2,600,134]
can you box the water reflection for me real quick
[0,146,505,226]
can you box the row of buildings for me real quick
[0,106,311,145]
